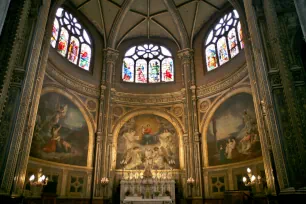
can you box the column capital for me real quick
[177,48,194,60]
[104,48,119,64]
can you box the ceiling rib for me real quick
[77,0,92,10]
[107,0,121,8]
[116,18,147,49]
[190,0,199,47]
[176,0,194,8]
[130,9,147,17]
[97,0,107,46]
[108,0,147,18]
[150,10,168,18]
[201,0,220,11]
[108,0,135,48]
[151,18,180,49]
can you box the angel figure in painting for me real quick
[121,147,143,169]
[122,130,139,150]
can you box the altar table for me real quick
[123,196,172,204]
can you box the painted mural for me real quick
[116,114,179,170]
[207,93,261,166]
[30,92,89,166]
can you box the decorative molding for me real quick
[197,64,248,98]
[46,64,100,98]
[198,99,211,113]
[112,89,185,105]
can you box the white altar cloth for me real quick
[123,196,172,204]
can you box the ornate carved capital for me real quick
[177,48,193,65]
[104,48,119,65]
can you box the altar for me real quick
[123,197,172,204]
[120,177,175,203]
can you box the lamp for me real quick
[242,167,261,187]
[101,177,109,186]
[187,177,195,187]
[187,177,195,197]
[28,168,48,196]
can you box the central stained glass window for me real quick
[122,44,174,83]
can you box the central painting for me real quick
[116,114,180,170]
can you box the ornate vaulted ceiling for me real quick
[70,0,228,49]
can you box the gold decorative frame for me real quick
[111,108,185,170]
[201,86,254,168]
[38,86,96,168]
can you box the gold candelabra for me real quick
[243,167,261,186]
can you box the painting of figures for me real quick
[207,93,261,166]
[116,114,179,170]
[30,92,89,166]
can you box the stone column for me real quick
[10,0,64,197]
[228,0,277,194]
[294,0,306,42]
[0,0,54,196]
[262,0,306,190]
[241,0,306,193]
[93,48,118,198]
[178,49,202,197]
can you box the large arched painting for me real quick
[116,114,179,170]
[30,92,89,166]
[207,93,261,166]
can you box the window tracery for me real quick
[50,8,92,71]
[205,10,244,72]
[122,44,174,83]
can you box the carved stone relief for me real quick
[46,63,100,98]
[197,64,248,98]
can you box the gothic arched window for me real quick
[205,10,244,72]
[50,8,92,71]
[122,44,174,83]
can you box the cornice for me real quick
[197,64,248,98]
[46,62,100,98]
[112,89,185,105]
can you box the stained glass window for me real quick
[50,8,92,71]
[205,10,244,71]
[122,44,174,83]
